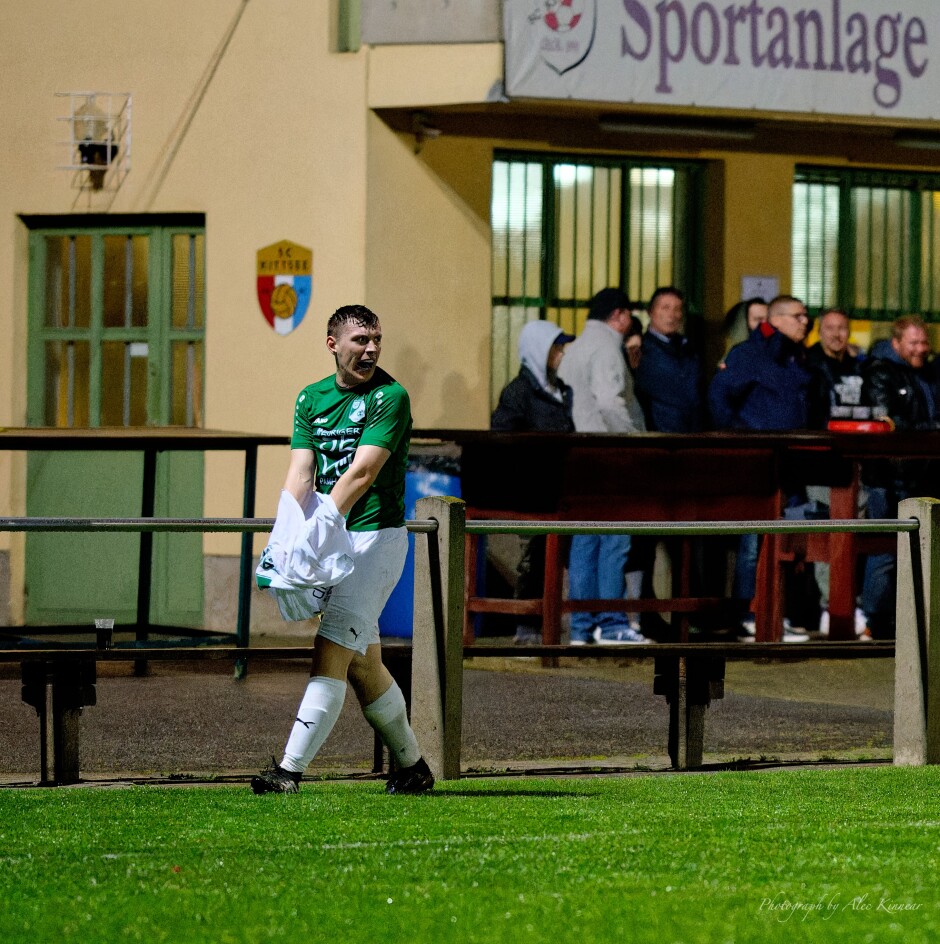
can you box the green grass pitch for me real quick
[1,766,938,943]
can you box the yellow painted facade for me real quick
[2,1,940,623]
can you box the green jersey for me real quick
[290,366,411,531]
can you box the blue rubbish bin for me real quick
[378,468,461,638]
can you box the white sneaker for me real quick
[783,619,808,637]
[596,627,652,645]
[739,618,808,641]
[855,607,868,636]
[818,609,869,636]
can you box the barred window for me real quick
[491,152,703,404]
[793,167,940,321]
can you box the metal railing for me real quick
[2,498,937,783]
[0,517,439,533]
[0,512,913,654]
[0,516,439,663]
[465,518,918,536]
[409,496,939,777]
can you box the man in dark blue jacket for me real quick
[709,294,812,430]
[632,287,703,637]
[635,286,705,433]
[708,295,812,641]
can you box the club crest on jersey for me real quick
[349,399,366,423]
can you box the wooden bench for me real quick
[2,639,894,783]
[462,641,895,768]
[5,643,415,785]
[420,429,938,645]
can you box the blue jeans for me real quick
[568,534,631,641]
[732,501,828,623]
[733,533,759,613]
[861,486,896,639]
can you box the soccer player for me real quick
[251,304,433,795]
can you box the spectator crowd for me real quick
[492,287,940,646]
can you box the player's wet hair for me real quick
[327,305,380,336]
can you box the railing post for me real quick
[895,498,940,765]
[543,532,563,645]
[134,448,158,677]
[235,443,259,680]
[410,496,465,781]
[50,659,96,785]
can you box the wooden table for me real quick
[413,429,937,643]
[0,428,289,653]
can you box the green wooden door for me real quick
[25,220,206,627]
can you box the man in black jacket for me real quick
[861,315,939,638]
[805,308,865,633]
[806,308,864,428]
[491,320,575,644]
[864,316,935,431]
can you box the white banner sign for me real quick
[363,1,502,44]
[504,0,936,120]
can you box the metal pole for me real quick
[235,444,258,679]
[134,449,158,676]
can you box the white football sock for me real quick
[280,676,347,774]
[362,681,421,768]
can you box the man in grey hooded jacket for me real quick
[557,288,649,645]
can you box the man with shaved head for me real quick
[708,295,813,641]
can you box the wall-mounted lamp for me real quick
[74,98,119,189]
[599,117,756,141]
[56,92,132,194]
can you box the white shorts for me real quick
[316,527,408,655]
